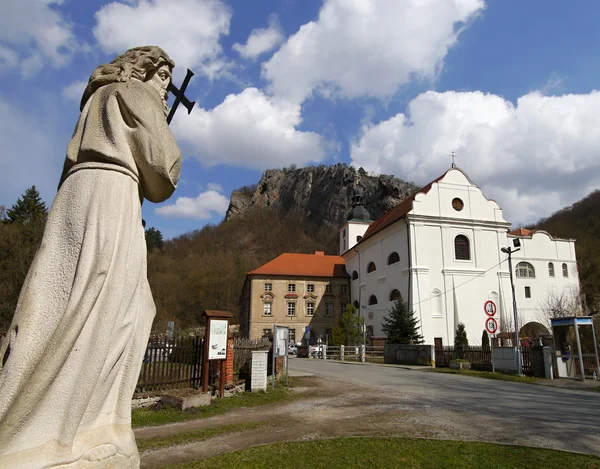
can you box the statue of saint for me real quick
[0,46,182,468]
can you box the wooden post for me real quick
[219,359,226,398]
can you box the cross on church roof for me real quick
[451,150,457,168]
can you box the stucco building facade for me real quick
[239,252,350,343]
[340,167,580,346]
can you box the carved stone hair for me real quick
[80,45,175,111]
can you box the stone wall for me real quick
[251,350,268,392]
[384,344,435,366]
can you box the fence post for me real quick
[340,345,345,361]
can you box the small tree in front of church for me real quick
[382,295,424,344]
[481,330,490,350]
[455,322,469,347]
[331,304,364,346]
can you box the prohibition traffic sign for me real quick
[485,317,498,335]
[484,300,497,317]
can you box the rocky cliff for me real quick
[225,164,420,228]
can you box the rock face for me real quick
[225,164,420,228]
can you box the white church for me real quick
[340,167,580,347]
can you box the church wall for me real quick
[346,223,410,338]
[508,232,580,332]
[337,167,580,346]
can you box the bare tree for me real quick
[537,287,583,329]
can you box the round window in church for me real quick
[452,198,464,211]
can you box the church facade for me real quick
[340,167,580,346]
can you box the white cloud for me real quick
[93,0,232,80]
[156,190,229,220]
[62,80,87,102]
[262,0,484,102]
[0,0,77,75]
[172,87,327,169]
[350,90,600,224]
[233,15,284,60]
[206,182,223,192]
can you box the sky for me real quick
[2,0,600,239]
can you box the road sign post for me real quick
[484,301,497,373]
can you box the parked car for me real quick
[288,344,298,355]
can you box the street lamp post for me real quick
[501,238,522,375]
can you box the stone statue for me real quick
[0,46,182,468]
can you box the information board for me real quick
[208,319,228,360]
[275,325,288,357]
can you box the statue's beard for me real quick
[146,80,169,118]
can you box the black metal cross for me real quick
[167,68,196,124]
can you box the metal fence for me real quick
[435,345,533,375]
[136,335,203,393]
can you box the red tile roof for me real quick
[356,170,449,247]
[509,228,536,237]
[249,252,348,278]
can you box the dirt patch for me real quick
[136,376,594,469]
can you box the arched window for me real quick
[389,289,401,301]
[352,270,358,280]
[454,235,470,260]
[353,300,359,309]
[387,252,400,265]
[548,262,555,277]
[516,262,535,278]
[432,289,442,317]
[368,295,378,305]
[562,263,568,278]
[367,262,376,273]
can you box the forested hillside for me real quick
[530,190,600,312]
[147,207,338,332]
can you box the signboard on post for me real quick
[208,319,228,360]
[201,310,233,396]
[484,300,497,317]
[275,325,289,357]
[273,325,289,389]
[486,317,498,335]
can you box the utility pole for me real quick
[502,240,523,376]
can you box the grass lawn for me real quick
[430,368,544,384]
[429,368,600,392]
[162,437,600,469]
[132,380,298,428]
[137,422,265,452]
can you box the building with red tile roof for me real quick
[240,251,350,341]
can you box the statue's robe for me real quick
[0,80,181,468]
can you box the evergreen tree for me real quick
[331,304,364,346]
[145,227,165,252]
[481,329,490,350]
[455,322,469,347]
[5,186,47,224]
[382,295,424,344]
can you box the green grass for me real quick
[430,368,544,384]
[132,380,298,428]
[161,437,600,469]
[137,422,266,452]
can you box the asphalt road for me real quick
[289,358,600,455]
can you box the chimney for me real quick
[314,251,325,256]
